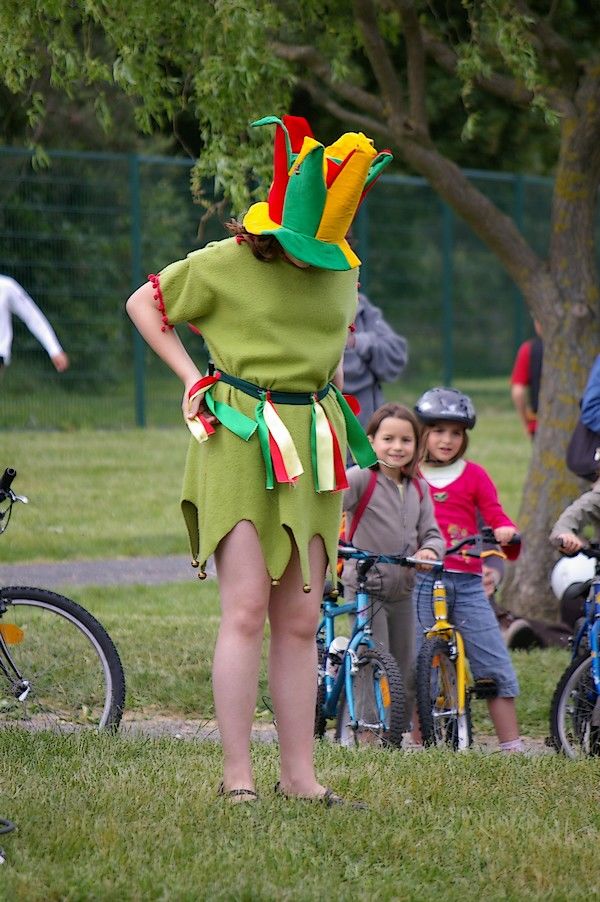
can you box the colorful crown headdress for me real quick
[243,115,393,271]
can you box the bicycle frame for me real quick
[317,586,381,726]
[419,568,471,718]
[572,569,600,695]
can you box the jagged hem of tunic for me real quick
[181,499,337,589]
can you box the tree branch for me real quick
[297,78,392,140]
[352,0,409,133]
[514,0,577,74]
[270,41,384,120]
[390,0,429,135]
[395,134,547,300]
[421,29,532,106]
[421,28,574,117]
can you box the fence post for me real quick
[129,153,146,427]
[513,173,526,352]
[441,201,454,385]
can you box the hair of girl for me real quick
[225,219,287,263]
[420,421,469,464]
[366,402,422,479]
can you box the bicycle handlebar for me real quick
[338,530,521,571]
[567,542,600,562]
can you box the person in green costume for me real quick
[126,114,392,804]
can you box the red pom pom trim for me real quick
[148,273,173,331]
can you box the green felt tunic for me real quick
[158,237,359,587]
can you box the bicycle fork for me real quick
[427,578,469,718]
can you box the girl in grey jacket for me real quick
[342,403,445,728]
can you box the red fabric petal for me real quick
[268,116,314,223]
[283,115,314,151]
[325,149,356,187]
[328,418,349,491]
[197,414,216,436]
[269,432,296,484]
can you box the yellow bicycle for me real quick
[415,530,518,750]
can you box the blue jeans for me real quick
[413,572,519,698]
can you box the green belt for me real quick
[204,369,377,471]
[216,371,330,405]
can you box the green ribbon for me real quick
[204,389,257,442]
[332,387,378,468]
[255,396,275,490]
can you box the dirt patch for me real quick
[120,714,553,754]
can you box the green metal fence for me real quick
[0,147,544,430]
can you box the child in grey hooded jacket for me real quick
[342,403,445,729]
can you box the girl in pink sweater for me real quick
[414,387,523,752]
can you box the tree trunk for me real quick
[503,81,600,619]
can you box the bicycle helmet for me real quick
[550,553,595,626]
[414,387,477,429]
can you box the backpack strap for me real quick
[346,469,378,542]
[412,476,424,502]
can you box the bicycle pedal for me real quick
[471,678,499,699]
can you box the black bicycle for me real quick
[0,467,125,731]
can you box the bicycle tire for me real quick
[314,640,327,739]
[334,646,404,748]
[416,636,472,750]
[549,653,600,758]
[0,586,125,731]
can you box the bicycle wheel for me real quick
[335,647,404,748]
[550,653,600,758]
[0,587,125,731]
[314,640,327,739]
[416,636,472,750]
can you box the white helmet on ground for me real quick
[551,553,595,627]
[551,553,595,602]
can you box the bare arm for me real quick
[510,383,531,437]
[126,281,206,420]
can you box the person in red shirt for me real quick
[510,319,543,438]
[414,387,523,752]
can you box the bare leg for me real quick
[213,521,271,791]
[268,535,326,797]
[488,696,521,746]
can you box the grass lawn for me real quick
[1,395,530,564]
[1,387,596,899]
[1,730,599,900]
[40,581,566,739]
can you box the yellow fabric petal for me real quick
[186,416,211,444]
[316,150,374,242]
[289,136,322,175]
[325,132,376,162]
[243,201,282,234]
[263,400,304,479]
[314,400,335,491]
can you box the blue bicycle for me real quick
[314,544,407,748]
[550,544,600,757]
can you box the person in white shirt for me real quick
[0,275,69,371]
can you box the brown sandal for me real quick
[217,782,259,803]
[274,782,367,809]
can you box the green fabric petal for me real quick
[282,144,326,238]
[332,387,377,467]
